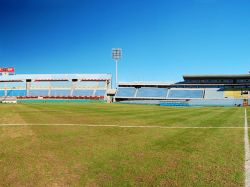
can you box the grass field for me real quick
[0,103,247,186]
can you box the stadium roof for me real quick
[183,74,250,79]
[119,81,174,86]
[0,74,112,81]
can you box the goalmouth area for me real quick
[0,103,248,186]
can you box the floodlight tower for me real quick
[112,48,122,88]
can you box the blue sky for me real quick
[0,0,250,82]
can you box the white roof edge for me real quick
[0,73,112,80]
[118,81,175,86]
[10,73,112,76]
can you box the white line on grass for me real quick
[245,108,250,187]
[0,124,245,129]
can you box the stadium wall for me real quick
[118,99,244,107]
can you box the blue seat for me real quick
[7,90,27,96]
[136,88,168,98]
[0,90,5,96]
[168,89,204,99]
[116,88,136,97]
[29,90,49,97]
[51,90,71,96]
[95,90,106,96]
[73,90,94,96]
[204,88,224,99]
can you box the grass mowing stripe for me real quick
[0,124,246,129]
[245,108,250,187]
[0,103,244,127]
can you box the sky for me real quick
[0,0,250,82]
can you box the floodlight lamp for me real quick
[112,48,122,61]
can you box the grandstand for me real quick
[0,73,111,101]
[2,69,250,106]
[115,74,250,106]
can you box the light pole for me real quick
[112,48,122,88]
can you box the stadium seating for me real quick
[136,87,168,98]
[29,90,49,97]
[116,87,136,97]
[168,89,204,99]
[50,81,72,88]
[21,89,104,98]
[75,81,105,89]
[0,74,110,100]
[30,82,50,89]
[0,83,5,89]
[7,90,27,97]
[0,90,5,96]
[2,82,26,89]
[95,90,106,96]
[51,90,71,96]
[73,90,94,96]
[204,88,225,99]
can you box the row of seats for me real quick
[204,88,224,99]
[168,89,204,98]
[116,87,226,99]
[137,88,167,97]
[0,90,106,97]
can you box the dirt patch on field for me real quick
[0,126,34,138]
[32,152,83,186]
[0,138,84,186]
[0,112,27,124]
[0,109,35,139]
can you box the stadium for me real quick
[1,1,250,186]
[115,74,250,106]
[1,67,250,107]
[0,68,111,103]
[0,68,249,186]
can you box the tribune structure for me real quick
[0,68,112,100]
[114,74,250,107]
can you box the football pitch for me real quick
[0,103,248,186]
